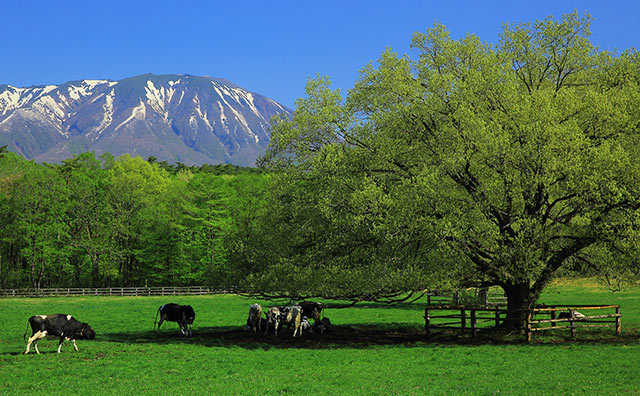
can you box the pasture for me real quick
[1,280,639,395]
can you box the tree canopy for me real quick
[251,12,640,312]
[0,151,263,289]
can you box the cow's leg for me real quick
[264,321,270,335]
[71,339,79,351]
[24,331,46,355]
[274,322,279,337]
[157,318,164,333]
[57,336,65,353]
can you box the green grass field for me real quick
[1,280,639,395]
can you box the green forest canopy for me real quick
[0,150,266,289]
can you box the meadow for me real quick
[1,279,639,395]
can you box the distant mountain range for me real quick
[0,74,292,166]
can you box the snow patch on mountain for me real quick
[94,90,115,139]
[115,99,146,131]
[145,80,172,121]
[192,94,212,130]
[0,86,25,116]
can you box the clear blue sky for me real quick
[3,1,639,108]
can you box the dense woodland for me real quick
[0,148,266,289]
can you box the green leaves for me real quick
[256,11,640,306]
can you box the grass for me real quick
[0,280,639,395]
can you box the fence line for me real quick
[0,286,236,298]
[0,286,508,304]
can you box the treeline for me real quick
[0,150,266,289]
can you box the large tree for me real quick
[256,12,640,318]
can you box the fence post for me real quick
[494,307,500,327]
[525,311,532,342]
[569,309,576,338]
[424,307,431,340]
[471,309,477,338]
[460,308,466,330]
[550,310,556,328]
[615,306,621,335]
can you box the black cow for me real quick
[155,303,195,336]
[23,314,96,355]
[297,301,323,322]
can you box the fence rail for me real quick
[0,286,235,298]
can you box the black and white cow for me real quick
[280,305,303,337]
[297,301,323,322]
[247,303,263,333]
[311,317,331,334]
[23,314,96,355]
[155,303,195,336]
[558,310,586,320]
[264,306,282,336]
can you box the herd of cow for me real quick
[22,300,330,355]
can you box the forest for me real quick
[0,148,266,289]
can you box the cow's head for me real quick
[80,323,96,340]
[181,305,196,324]
[266,307,281,326]
[180,305,195,336]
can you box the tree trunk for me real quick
[91,253,100,288]
[501,282,531,328]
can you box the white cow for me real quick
[247,303,263,333]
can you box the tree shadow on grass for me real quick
[97,324,640,350]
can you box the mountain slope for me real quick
[0,74,291,166]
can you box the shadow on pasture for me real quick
[97,324,640,350]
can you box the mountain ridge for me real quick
[0,74,292,166]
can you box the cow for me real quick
[558,310,586,320]
[155,303,195,336]
[247,303,263,333]
[297,301,323,322]
[280,305,303,337]
[23,314,96,355]
[311,317,331,334]
[264,306,282,336]
[300,316,312,332]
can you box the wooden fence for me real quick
[424,304,621,341]
[0,286,507,303]
[0,286,234,297]
[524,304,622,342]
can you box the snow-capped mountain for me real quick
[0,74,292,166]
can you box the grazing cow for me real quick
[23,314,96,355]
[558,310,586,320]
[300,316,312,332]
[280,305,303,337]
[297,301,323,322]
[155,303,195,336]
[247,303,263,333]
[311,317,331,334]
[265,306,281,336]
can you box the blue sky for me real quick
[3,1,639,108]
